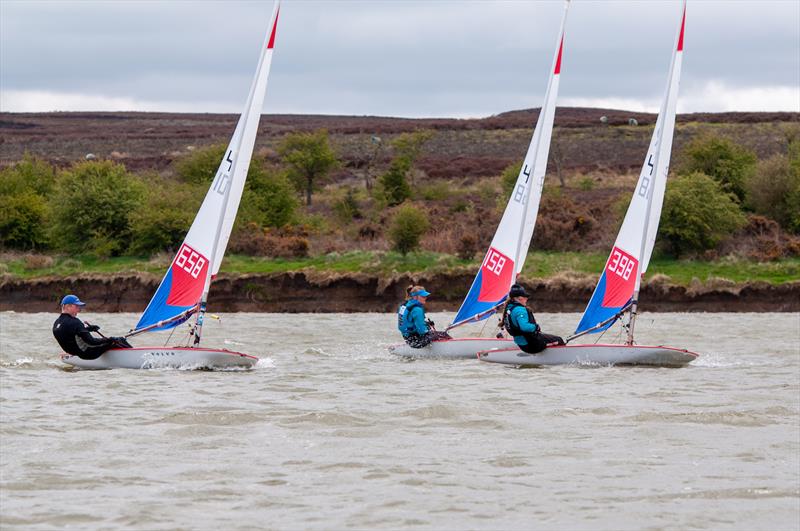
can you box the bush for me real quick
[532,193,596,251]
[388,204,430,255]
[332,187,363,223]
[279,130,338,206]
[0,154,55,196]
[746,153,800,234]
[229,224,309,258]
[659,171,747,257]
[239,165,298,229]
[175,144,227,184]
[49,160,144,257]
[679,134,757,202]
[0,192,49,250]
[129,175,200,255]
[500,161,523,198]
[378,158,412,206]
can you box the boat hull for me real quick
[61,347,258,370]
[478,343,699,367]
[389,338,516,359]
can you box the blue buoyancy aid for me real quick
[502,301,539,346]
[397,299,428,337]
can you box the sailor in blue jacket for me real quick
[397,285,450,348]
[502,284,564,354]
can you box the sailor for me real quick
[397,285,451,348]
[502,284,564,354]
[53,294,131,360]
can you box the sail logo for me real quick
[477,247,514,302]
[513,164,532,204]
[212,150,236,196]
[601,246,638,308]
[166,243,209,307]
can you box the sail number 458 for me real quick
[607,248,636,281]
[175,245,207,279]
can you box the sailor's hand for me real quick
[85,324,100,332]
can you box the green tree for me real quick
[279,130,338,206]
[746,151,800,234]
[679,134,757,203]
[659,171,747,256]
[388,203,430,255]
[128,174,201,255]
[0,154,55,250]
[239,164,298,229]
[175,144,227,184]
[50,160,144,257]
[379,158,413,206]
[392,130,432,187]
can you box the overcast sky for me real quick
[1,0,798,118]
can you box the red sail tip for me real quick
[267,8,280,49]
[677,6,686,51]
[554,36,564,74]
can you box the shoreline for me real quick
[2,272,798,313]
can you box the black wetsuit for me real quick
[52,313,118,360]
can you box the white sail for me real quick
[135,2,281,333]
[574,1,685,336]
[449,0,570,330]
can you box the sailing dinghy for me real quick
[479,2,699,368]
[389,1,571,359]
[62,3,281,369]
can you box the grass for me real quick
[2,251,798,285]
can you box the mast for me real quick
[193,2,281,346]
[627,1,685,345]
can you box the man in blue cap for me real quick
[397,284,451,348]
[52,294,131,359]
[502,284,564,354]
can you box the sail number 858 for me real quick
[607,248,635,281]
[175,245,207,279]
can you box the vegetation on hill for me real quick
[1,110,798,286]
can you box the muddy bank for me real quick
[2,272,798,313]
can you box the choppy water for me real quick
[1,311,798,530]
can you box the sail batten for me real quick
[449,1,570,330]
[134,2,281,334]
[574,1,685,336]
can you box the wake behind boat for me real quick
[61,3,282,370]
[480,1,699,369]
[389,1,570,360]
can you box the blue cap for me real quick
[411,289,431,298]
[61,294,86,306]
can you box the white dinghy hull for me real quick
[389,338,515,359]
[61,347,258,370]
[478,344,698,368]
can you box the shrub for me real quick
[239,165,298,229]
[679,133,757,202]
[659,171,747,257]
[229,224,309,258]
[0,192,49,250]
[175,144,227,184]
[129,175,200,255]
[49,160,144,257]
[388,204,430,255]
[500,161,523,198]
[332,187,363,223]
[532,193,596,251]
[378,158,412,206]
[746,153,800,234]
[0,154,55,196]
[457,233,479,260]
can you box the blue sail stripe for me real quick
[452,270,505,327]
[575,272,629,335]
[135,269,194,332]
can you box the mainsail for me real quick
[449,1,570,330]
[134,2,281,334]
[574,1,685,336]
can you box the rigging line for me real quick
[164,326,176,347]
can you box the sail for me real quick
[449,1,569,330]
[135,3,281,332]
[575,2,685,335]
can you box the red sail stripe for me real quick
[677,6,686,52]
[267,8,280,49]
[554,36,564,74]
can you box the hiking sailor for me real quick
[397,285,451,348]
[502,284,564,354]
[53,294,132,360]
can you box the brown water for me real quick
[1,312,798,530]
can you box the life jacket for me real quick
[502,301,538,340]
[397,299,423,337]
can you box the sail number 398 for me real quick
[175,245,206,279]
[607,248,636,281]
